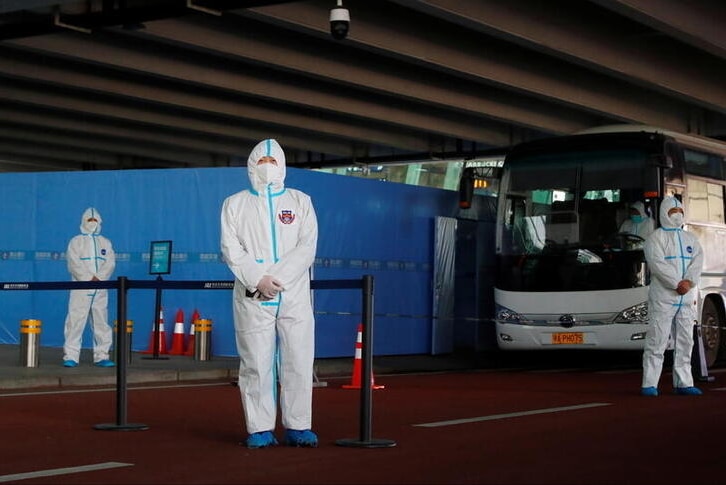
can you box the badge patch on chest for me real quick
[278,210,295,224]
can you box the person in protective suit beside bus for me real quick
[220,138,319,448]
[641,196,704,396]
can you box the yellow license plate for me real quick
[551,332,584,345]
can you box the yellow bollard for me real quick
[19,319,41,368]
[113,320,134,364]
[193,318,212,361]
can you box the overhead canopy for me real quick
[0,0,723,172]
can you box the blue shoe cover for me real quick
[285,429,318,447]
[246,431,278,449]
[94,359,115,368]
[641,386,658,397]
[63,360,78,368]
[675,386,702,396]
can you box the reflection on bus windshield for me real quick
[498,149,653,292]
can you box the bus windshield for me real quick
[496,148,653,292]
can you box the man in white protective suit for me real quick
[62,207,116,368]
[641,196,704,396]
[220,139,319,448]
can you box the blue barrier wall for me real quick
[0,167,459,358]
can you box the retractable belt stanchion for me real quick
[3,276,396,445]
[336,275,396,448]
[95,276,149,431]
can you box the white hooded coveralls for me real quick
[642,197,703,389]
[618,201,655,240]
[63,207,116,363]
[220,139,318,434]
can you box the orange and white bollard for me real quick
[19,319,41,368]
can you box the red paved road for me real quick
[1,368,724,484]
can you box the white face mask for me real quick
[261,163,278,182]
[670,213,684,227]
[82,219,99,234]
[255,163,281,187]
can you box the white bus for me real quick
[463,125,726,367]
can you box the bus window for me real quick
[684,149,725,180]
[686,178,725,224]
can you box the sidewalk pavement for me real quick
[0,344,485,391]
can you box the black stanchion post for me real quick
[94,276,149,431]
[336,274,396,448]
[360,274,374,441]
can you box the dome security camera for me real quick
[329,7,349,40]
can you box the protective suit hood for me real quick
[80,207,102,235]
[247,139,286,193]
[630,201,646,217]
[659,196,684,229]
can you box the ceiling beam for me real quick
[6,30,516,146]
[0,153,85,172]
[243,0,693,132]
[0,124,213,167]
[393,0,726,113]
[0,84,365,165]
[132,14,604,135]
[592,0,726,60]
[0,47,429,157]
[0,136,120,167]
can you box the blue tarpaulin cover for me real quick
[0,167,458,357]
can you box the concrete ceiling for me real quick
[0,0,724,172]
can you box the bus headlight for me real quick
[496,304,523,323]
[614,302,648,323]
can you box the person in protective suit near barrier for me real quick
[220,139,319,448]
[641,196,704,396]
[62,207,116,368]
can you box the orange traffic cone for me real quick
[169,308,185,355]
[342,323,384,390]
[184,309,200,356]
[141,307,168,354]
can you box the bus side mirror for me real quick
[459,168,474,209]
[653,141,682,169]
[648,153,672,168]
